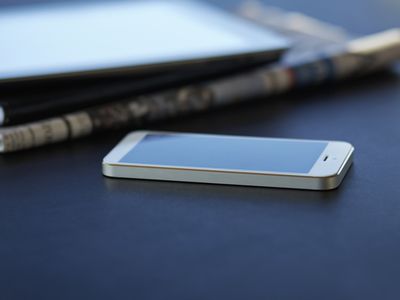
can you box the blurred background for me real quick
[0,0,399,35]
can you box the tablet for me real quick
[0,0,289,84]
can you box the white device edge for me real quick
[102,131,354,190]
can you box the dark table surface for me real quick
[1,0,400,299]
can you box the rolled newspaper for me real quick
[1,29,399,153]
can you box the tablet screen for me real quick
[0,0,288,82]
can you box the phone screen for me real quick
[120,134,328,174]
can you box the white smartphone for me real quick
[102,131,354,190]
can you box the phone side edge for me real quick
[101,162,353,191]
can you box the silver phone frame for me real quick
[102,131,354,190]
